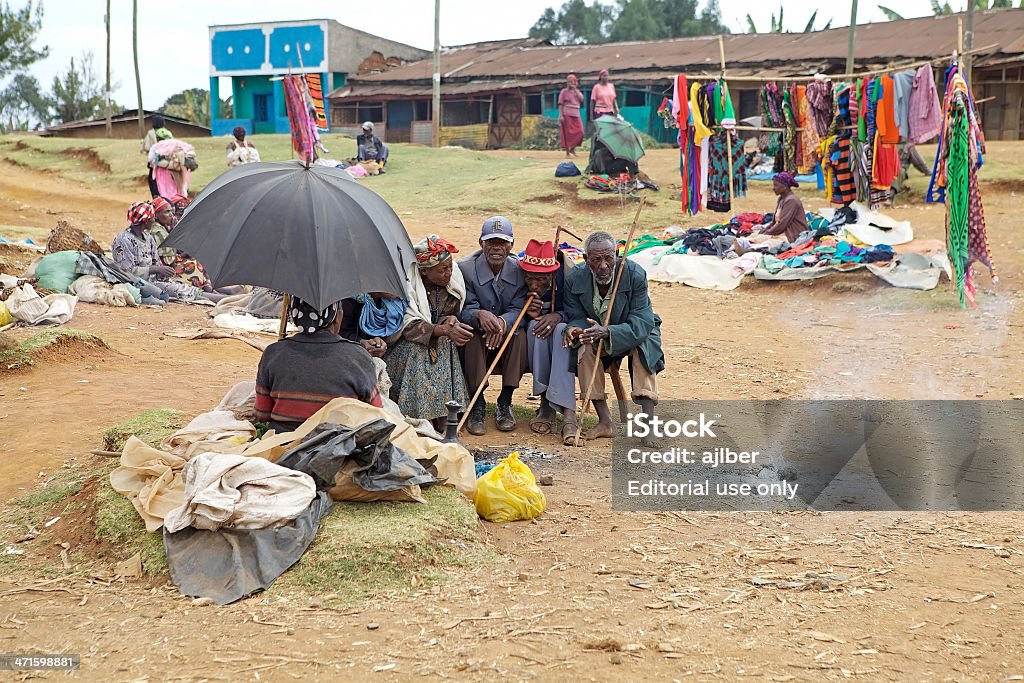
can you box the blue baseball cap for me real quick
[480,215,514,242]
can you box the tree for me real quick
[747,5,832,33]
[50,53,105,123]
[160,88,232,127]
[0,72,51,131]
[0,0,48,79]
[528,0,727,45]
[880,0,1019,20]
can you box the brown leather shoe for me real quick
[495,402,516,432]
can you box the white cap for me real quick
[362,121,373,131]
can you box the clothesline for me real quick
[696,44,998,85]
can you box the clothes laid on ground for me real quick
[255,330,383,433]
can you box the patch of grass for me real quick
[101,408,185,450]
[275,485,493,604]
[93,468,167,576]
[0,329,105,371]
[20,476,84,509]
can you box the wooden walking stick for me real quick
[456,293,538,435]
[571,196,646,447]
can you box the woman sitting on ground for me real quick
[383,235,473,433]
[149,196,242,298]
[226,126,260,167]
[255,298,383,434]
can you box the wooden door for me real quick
[489,93,522,148]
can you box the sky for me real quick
[16,0,948,110]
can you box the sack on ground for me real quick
[474,452,546,523]
[555,161,581,177]
[34,250,81,293]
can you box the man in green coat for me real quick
[563,231,664,442]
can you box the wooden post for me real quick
[965,0,974,87]
[104,0,112,138]
[432,0,441,148]
[487,94,495,148]
[846,0,859,75]
[571,197,646,447]
[132,0,144,139]
[719,35,736,206]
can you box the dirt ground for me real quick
[0,148,1022,682]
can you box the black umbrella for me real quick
[162,161,415,311]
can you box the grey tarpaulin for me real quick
[275,419,439,492]
[163,492,332,605]
[162,418,439,604]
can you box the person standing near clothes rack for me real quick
[589,69,619,122]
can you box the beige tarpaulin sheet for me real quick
[163,452,317,533]
[160,410,257,459]
[241,397,477,497]
[109,436,190,532]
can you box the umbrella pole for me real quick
[456,294,537,435]
[571,196,646,447]
[278,293,290,340]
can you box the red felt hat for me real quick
[520,239,559,273]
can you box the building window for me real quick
[624,89,646,107]
[254,93,271,123]
[738,90,758,120]
[525,93,542,115]
[358,103,383,122]
[415,100,431,120]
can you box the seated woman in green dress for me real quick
[383,235,474,433]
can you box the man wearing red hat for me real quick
[519,239,579,445]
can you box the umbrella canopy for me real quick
[593,117,645,163]
[163,161,415,311]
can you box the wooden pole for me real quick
[846,0,859,76]
[550,225,583,315]
[965,1,974,88]
[456,294,537,435]
[719,35,736,207]
[132,0,144,139]
[104,0,112,138]
[277,294,291,340]
[571,196,646,447]
[432,0,441,148]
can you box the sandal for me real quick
[530,409,555,435]
[562,421,584,447]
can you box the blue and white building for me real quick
[209,19,427,136]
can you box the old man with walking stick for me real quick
[563,230,665,444]
[458,216,530,435]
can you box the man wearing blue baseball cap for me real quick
[457,216,529,435]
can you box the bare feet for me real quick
[584,421,614,440]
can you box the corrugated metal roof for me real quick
[329,9,1024,101]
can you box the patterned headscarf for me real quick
[773,171,799,188]
[127,201,155,226]
[414,234,459,270]
[289,297,338,335]
[152,197,171,213]
[169,194,191,208]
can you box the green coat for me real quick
[563,259,664,375]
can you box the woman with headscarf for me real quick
[111,200,209,303]
[226,126,261,167]
[149,195,239,298]
[734,172,809,255]
[382,235,473,432]
[141,115,173,197]
[558,74,585,158]
[589,68,619,122]
[254,298,383,434]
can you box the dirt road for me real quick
[1,150,1021,681]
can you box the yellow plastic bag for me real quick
[0,301,11,326]
[474,452,546,523]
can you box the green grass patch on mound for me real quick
[0,328,106,371]
[93,464,167,576]
[102,408,185,450]
[275,485,493,604]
